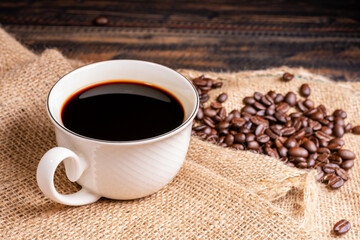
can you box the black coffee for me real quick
[61,81,184,141]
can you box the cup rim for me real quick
[47,59,199,146]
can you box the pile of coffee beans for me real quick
[191,74,358,190]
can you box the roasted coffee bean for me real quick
[318,104,327,115]
[303,99,314,109]
[260,95,272,106]
[217,93,228,103]
[338,149,356,160]
[219,108,227,120]
[218,129,229,136]
[309,110,324,121]
[217,121,230,130]
[299,84,311,97]
[322,173,336,183]
[284,138,297,148]
[203,117,216,128]
[333,219,351,235]
[274,94,284,104]
[257,110,266,116]
[323,163,339,173]
[230,110,241,119]
[334,117,345,126]
[293,129,306,140]
[239,126,251,134]
[317,147,330,155]
[329,138,345,147]
[265,147,279,158]
[274,111,287,123]
[247,141,260,150]
[341,160,354,170]
[199,93,210,103]
[304,108,317,116]
[231,118,246,128]
[266,107,275,116]
[352,125,360,134]
[288,147,309,158]
[203,126,212,135]
[206,134,218,142]
[193,125,207,131]
[333,109,347,119]
[256,134,270,143]
[278,146,288,157]
[276,102,290,113]
[315,167,325,181]
[328,175,344,189]
[94,16,109,25]
[329,154,342,164]
[267,90,277,99]
[317,153,329,164]
[281,127,296,136]
[225,134,234,146]
[282,72,294,81]
[255,124,266,136]
[246,133,256,142]
[242,106,257,115]
[321,126,332,135]
[232,143,244,150]
[264,115,277,122]
[254,101,266,110]
[307,158,315,168]
[234,133,246,143]
[296,100,308,112]
[265,128,279,139]
[333,124,344,138]
[212,82,223,88]
[210,102,222,109]
[315,131,331,142]
[302,140,317,153]
[284,92,296,106]
[254,92,263,101]
[250,116,269,126]
[336,168,349,181]
[275,137,285,147]
[327,143,342,151]
[309,120,322,131]
[196,108,204,120]
[296,162,308,168]
[204,108,217,117]
[243,96,256,105]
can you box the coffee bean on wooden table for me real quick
[94,16,109,25]
[333,219,351,235]
[191,75,357,190]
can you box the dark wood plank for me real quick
[1,0,359,32]
[4,25,360,81]
[1,0,359,81]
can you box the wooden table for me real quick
[1,0,359,81]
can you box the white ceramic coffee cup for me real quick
[37,60,199,206]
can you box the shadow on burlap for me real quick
[0,28,359,239]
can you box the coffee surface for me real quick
[61,81,184,141]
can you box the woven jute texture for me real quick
[0,28,359,239]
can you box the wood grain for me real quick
[1,0,359,81]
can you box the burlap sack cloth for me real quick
[0,28,359,239]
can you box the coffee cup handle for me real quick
[37,147,101,206]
